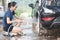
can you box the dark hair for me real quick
[8,1,17,8]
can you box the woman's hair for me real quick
[8,1,17,8]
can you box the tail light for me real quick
[42,17,55,21]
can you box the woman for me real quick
[3,1,23,36]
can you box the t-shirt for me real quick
[3,9,15,28]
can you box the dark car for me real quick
[29,0,60,36]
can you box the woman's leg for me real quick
[12,22,22,35]
[12,26,22,34]
[15,21,21,27]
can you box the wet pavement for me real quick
[0,18,60,40]
[0,26,60,40]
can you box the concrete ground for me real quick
[0,18,60,40]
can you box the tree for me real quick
[2,0,5,11]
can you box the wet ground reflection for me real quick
[0,27,60,40]
[0,18,60,40]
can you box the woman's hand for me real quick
[14,19,22,23]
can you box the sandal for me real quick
[18,32,26,36]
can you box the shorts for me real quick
[3,25,14,32]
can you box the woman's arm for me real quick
[7,17,21,24]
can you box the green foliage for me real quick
[12,0,37,17]
[15,7,23,17]
[0,0,1,2]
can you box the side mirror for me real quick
[28,3,34,9]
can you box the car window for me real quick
[0,0,5,17]
[41,0,60,7]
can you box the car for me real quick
[0,5,5,19]
[29,0,60,36]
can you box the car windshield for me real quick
[41,0,60,7]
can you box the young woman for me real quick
[3,1,23,36]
